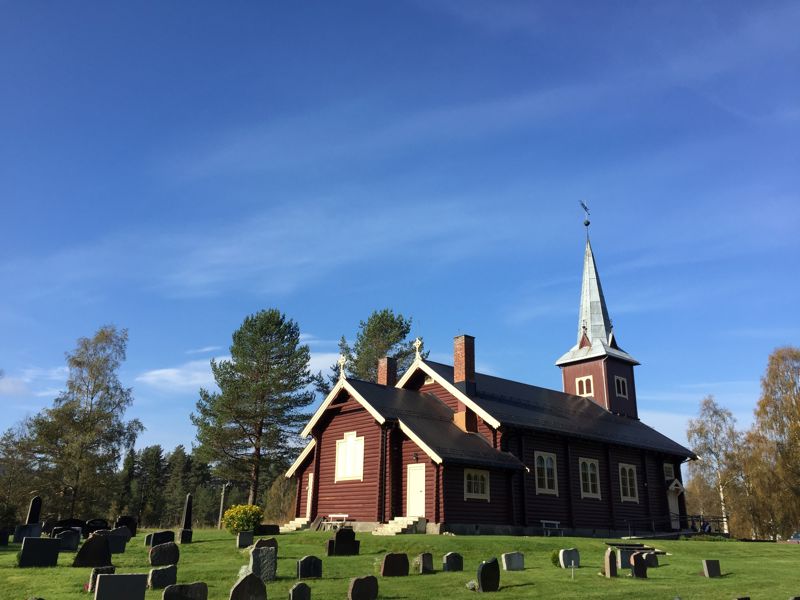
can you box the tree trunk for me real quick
[248,444,261,505]
[716,476,729,534]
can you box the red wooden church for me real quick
[284,235,695,536]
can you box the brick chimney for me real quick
[377,356,397,387]
[453,334,476,395]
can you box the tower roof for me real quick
[556,238,639,366]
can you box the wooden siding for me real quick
[561,360,609,411]
[419,380,461,412]
[293,451,314,519]
[441,465,511,524]
[313,395,382,521]
[605,358,638,418]
[400,433,436,519]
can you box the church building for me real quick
[284,232,695,536]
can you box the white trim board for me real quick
[285,439,316,478]
[398,420,443,464]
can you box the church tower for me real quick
[556,224,640,418]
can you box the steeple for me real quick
[556,216,640,418]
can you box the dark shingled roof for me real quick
[346,379,523,470]
[424,361,696,459]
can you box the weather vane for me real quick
[580,201,590,228]
[413,337,423,360]
[337,354,347,379]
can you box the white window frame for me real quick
[533,451,558,496]
[575,375,594,397]
[579,458,601,499]
[619,463,639,502]
[334,431,364,482]
[663,463,675,480]
[463,468,490,501]
[614,376,628,398]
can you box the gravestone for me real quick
[603,548,617,578]
[42,518,58,535]
[0,528,9,546]
[297,555,323,579]
[229,573,265,600]
[616,546,641,570]
[289,582,311,600]
[237,531,254,548]
[13,523,42,543]
[149,564,178,589]
[111,526,132,542]
[26,495,42,525]
[55,528,81,551]
[380,552,409,577]
[413,552,434,574]
[348,575,378,600]
[254,524,280,536]
[179,493,193,544]
[443,552,463,572]
[52,526,82,539]
[630,552,648,579]
[72,534,111,568]
[702,559,721,578]
[84,518,110,538]
[249,546,277,583]
[93,573,147,600]
[254,537,278,552]
[327,528,359,556]
[115,515,138,537]
[163,582,208,600]
[644,551,659,568]
[150,541,180,567]
[501,551,524,571]
[87,566,116,592]
[91,529,128,554]
[146,530,175,547]
[18,537,60,567]
[559,548,580,569]
[477,557,500,592]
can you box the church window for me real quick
[619,463,639,502]
[614,376,628,398]
[663,463,675,480]
[579,458,601,499]
[335,431,364,482]
[534,451,558,495]
[576,376,593,397]
[464,469,490,501]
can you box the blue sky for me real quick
[1,1,798,451]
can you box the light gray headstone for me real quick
[249,546,277,583]
[94,573,147,600]
[603,548,617,578]
[558,548,580,569]
[413,552,434,574]
[501,551,524,571]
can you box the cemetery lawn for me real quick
[1,529,799,599]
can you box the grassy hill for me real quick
[2,528,798,599]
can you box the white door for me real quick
[306,473,314,519]
[667,489,680,529]
[406,464,426,517]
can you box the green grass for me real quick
[2,529,799,599]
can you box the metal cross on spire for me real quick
[337,354,347,379]
[580,201,591,237]
[413,337,423,359]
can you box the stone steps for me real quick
[372,516,424,536]
[279,517,310,533]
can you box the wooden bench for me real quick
[320,514,353,531]
[540,520,563,536]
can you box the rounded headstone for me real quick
[72,534,111,568]
[477,557,500,592]
[162,582,208,600]
[229,573,265,600]
[150,541,180,567]
[348,575,378,600]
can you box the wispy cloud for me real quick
[0,366,68,400]
[185,346,222,355]
[135,358,225,394]
[419,0,541,34]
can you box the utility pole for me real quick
[218,481,232,529]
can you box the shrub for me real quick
[550,549,560,567]
[222,504,263,535]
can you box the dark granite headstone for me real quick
[603,548,617,578]
[443,552,463,572]
[630,552,648,579]
[18,537,60,567]
[297,555,323,579]
[111,526,132,542]
[289,582,311,600]
[327,528,359,556]
[181,493,193,530]
[325,539,335,556]
[162,582,208,600]
[413,552,434,574]
[56,528,81,551]
[83,518,110,538]
[381,553,409,577]
[13,523,42,543]
[702,559,721,578]
[501,551,524,571]
[150,541,180,567]
[253,537,278,552]
[91,529,128,554]
[42,518,58,535]
[149,564,178,589]
[616,546,642,570]
[0,528,9,546]
[237,531,253,548]
[94,573,147,600]
[348,575,378,600]
[559,548,580,569]
[229,573,266,600]
[115,515,137,537]
[254,523,280,536]
[88,566,116,592]
[249,546,277,583]
[26,495,42,525]
[147,530,175,547]
[644,551,659,568]
[477,557,500,592]
[179,529,193,544]
[72,534,111,568]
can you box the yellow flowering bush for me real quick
[222,504,264,535]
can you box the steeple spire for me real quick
[577,238,613,347]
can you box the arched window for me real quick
[619,463,638,502]
[464,469,489,500]
[534,451,558,495]
[579,458,601,499]
[575,376,593,397]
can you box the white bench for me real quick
[540,520,563,536]
[321,514,352,531]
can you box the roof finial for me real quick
[413,337,423,359]
[337,354,347,379]
[580,201,591,238]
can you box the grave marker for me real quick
[558,548,580,569]
[289,582,311,600]
[93,573,147,600]
[179,493,193,544]
[25,496,42,525]
[150,541,180,567]
[477,557,500,592]
[237,531,254,548]
[348,575,378,600]
[603,548,617,578]
[443,552,463,572]
[501,552,524,571]
[413,552,434,574]
[702,559,721,578]
[297,555,323,579]
[149,564,178,589]
[249,546,277,583]
[87,566,115,592]
[73,534,112,568]
[381,552,409,577]
[229,573,265,600]
[162,582,208,600]
[18,537,60,567]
